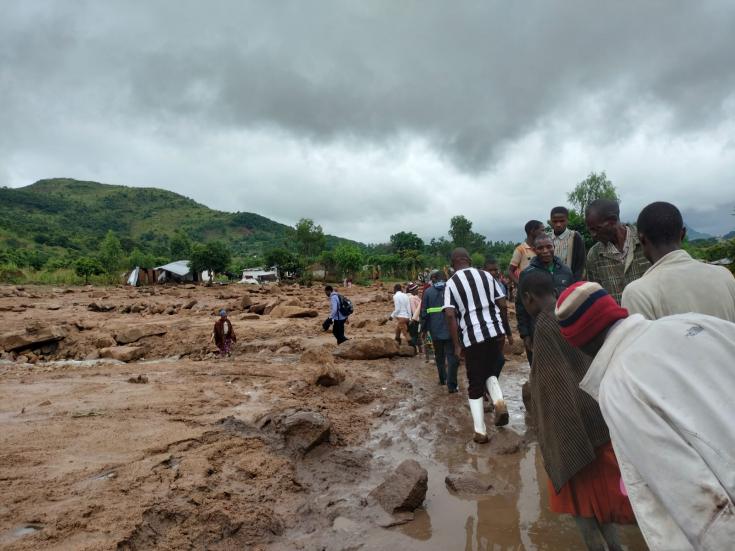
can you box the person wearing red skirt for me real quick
[520,272,636,549]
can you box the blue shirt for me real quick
[330,292,347,321]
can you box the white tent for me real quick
[155,260,194,282]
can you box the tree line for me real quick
[1,172,732,284]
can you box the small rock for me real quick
[369,459,428,513]
[182,299,197,310]
[46,304,62,311]
[275,346,293,354]
[94,335,118,349]
[127,374,149,384]
[488,430,524,455]
[445,473,495,495]
[38,400,52,407]
[87,302,115,312]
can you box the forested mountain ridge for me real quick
[0,178,359,266]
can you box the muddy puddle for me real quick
[282,358,647,551]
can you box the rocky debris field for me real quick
[0,282,644,550]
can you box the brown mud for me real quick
[0,283,646,550]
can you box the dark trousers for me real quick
[464,336,505,399]
[433,338,458,390]
[332,319,347,344]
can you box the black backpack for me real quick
[338,294,354,317]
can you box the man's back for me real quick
[444,267,505,348]
[582,313,735,549]
[622,250,735,322]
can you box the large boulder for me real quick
[334,337,400,360]
[0,325,66,352]
[250,302,268,315]
[240,293,252,309]
[99,346,145,362]
[258,409,332,456]
[369,459,428,513]
[114,325,167,345]
[268,305,319,319]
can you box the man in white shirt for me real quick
[622,201,735,322]
[390,283,412,345]
[556,281,735,551]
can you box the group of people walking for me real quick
[220,197,734,550]
[497,200,734,550]
[346,199,734,550]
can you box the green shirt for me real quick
[586,224,650,304]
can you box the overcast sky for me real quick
[2,1,734,243]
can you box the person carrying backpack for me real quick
[323,285,351,344]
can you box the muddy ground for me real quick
[0,283,646,550]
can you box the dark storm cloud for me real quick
[1,1,734,242]
[4,1,735,169]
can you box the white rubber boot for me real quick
[487,376,509,426]
[469,398,488,443]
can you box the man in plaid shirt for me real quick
[584,199,650,303]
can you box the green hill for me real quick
[0,178,359,267]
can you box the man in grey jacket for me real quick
[420,270,459,393]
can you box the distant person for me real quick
[323,285,349,344]
[585,199,649,303]
[483,257,508,296]
[556,281,735,550]
[520,271,634,550]
[549,206,586,281]
[509,220,545,285]
[622,201,735,321]
[407,283,422,353]
[390,283,412,345]
[516,234,574,364]
[444,248,514,441]
[420,270,459,392]
[212,309,236,358]
[483,257,510,390]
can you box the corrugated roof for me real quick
[155,260,191,276]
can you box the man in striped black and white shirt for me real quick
[444,248,514,442]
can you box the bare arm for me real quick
[444,308,464,358]
[495,297,514,344]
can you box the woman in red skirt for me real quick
[520,272,636,549]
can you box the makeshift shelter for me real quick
[125,266,156,286]
[154,260,198,283]
[240,267,278,285]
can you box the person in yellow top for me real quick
[509,220,544,284]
